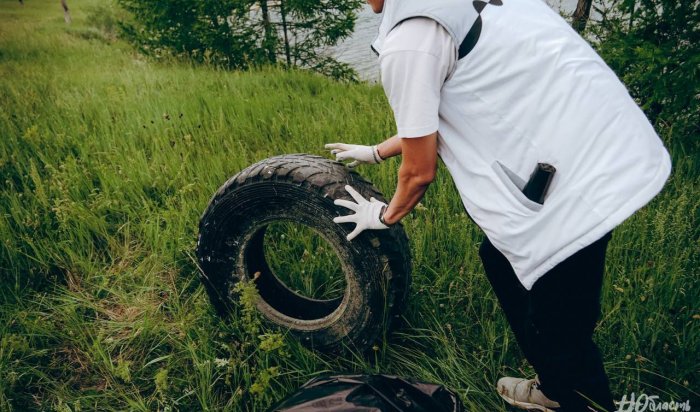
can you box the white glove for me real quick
[333,185,390,241]
[325,143,384,168]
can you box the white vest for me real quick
[373,0,671,289]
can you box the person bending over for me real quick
[326,0,671,411]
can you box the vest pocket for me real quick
[491,161,544,212]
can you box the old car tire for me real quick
[196,154,412,353]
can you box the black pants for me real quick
[479,232,615,412]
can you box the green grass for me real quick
[0,0,698,410]
[263,222,346,301]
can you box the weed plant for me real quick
[0,0,697,410]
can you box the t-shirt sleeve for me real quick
[379,18,456,138]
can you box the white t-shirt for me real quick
[379,18,456,138]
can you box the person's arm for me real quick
[376,134,402,159]
[376,18,453,224]
[331,132,436,240]
[330,18,452,240]
[381,132,437,225]
[324,134,401,167]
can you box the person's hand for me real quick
[333,185,389,241]
[325,143,384,168]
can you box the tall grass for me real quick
[1,0,698,410]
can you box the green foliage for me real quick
[264,221,346,300]
[0,0,697,410]
[115,0,363,80]
[590,0,700,156]
[116,0,264,69]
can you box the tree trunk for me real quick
[571,0,592,33]
[279,0,291,67]
[61,0,71,24]
[259,1,276,63]
[628,1,635,31]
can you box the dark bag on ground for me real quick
[268,374,464,412]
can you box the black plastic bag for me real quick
[269,374,464,412]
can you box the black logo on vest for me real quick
[459,0,503,59]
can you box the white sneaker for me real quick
[497,376,561,411]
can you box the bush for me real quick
[116,0,363,80]
[590,0,700,156]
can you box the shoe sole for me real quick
[498,393,557,412]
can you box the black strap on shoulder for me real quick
[458,0,503,60]
[458,15,482,59]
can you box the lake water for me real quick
[333,0,581,81]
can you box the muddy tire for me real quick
[196,154,411,353]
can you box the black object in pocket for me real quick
[522,163,556,204]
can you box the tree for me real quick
[572,0,593,33]
[116,0,363,80]
[61,0,71,24]
[259,0,363,78]
[590,0,699,155]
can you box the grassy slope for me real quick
[0,0,698,410]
